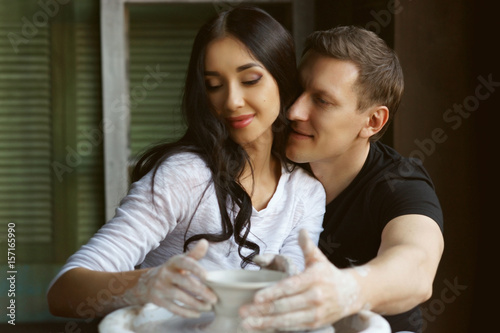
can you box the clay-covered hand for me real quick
[121,239,217,318]
[239,229,362,331]
[252,253,298,276]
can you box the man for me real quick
[240,26,444,332]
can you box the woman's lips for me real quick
[227,114,255,129]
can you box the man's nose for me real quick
[225,84,245,111]
[287,93,309,121]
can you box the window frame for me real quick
[100,0,314,220]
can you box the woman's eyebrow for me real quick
[236,63,262,72]
[204,63,262,76]
[204,70,219,76]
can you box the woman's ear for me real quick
[360,106,389,138]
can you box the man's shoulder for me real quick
[368,141,435,190]
[330,141,440,214]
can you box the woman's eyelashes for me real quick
[242,76,262,86]
[205,76,263,91]
[206,82,222,91]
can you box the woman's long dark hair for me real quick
[131,6,298,267]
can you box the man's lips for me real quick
[290,127,314,139]
[226,114,255,129]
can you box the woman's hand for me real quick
[253,253,298,276]
[121,239,217,318]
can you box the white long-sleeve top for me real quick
[50,153,326,286]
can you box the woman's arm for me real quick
[47,154,219,319]
[47,267,144,318]
[47,240,217,319]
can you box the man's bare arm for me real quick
[239,216,444,330]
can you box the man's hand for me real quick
[240,230,362,331]
[121,239,217,318]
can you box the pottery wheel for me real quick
[99,303,334,333]
[134,312,215,333]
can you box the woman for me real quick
[47,6,325,320]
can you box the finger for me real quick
[171,271,217,304]
[153,296,205,319]
[155,285,213,313]
[187,239,209,261]
[254,254,291,274]
[252,253,275,267]
[252,269,314,304]
[170,255,208,279]
[299,229,327,266]
[241,287,319,317]
[272,255,297,275]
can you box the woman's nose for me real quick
[225,84,245,111]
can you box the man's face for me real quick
[286,51,369,165]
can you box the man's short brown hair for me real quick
[303,26,404,141]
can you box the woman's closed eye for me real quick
[206,83,222,91]
[205,80,222,91]
[205,76,262,91]
[242,76,262,86]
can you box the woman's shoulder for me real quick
[284,164,324,194]
[280,164,325,215]
[158,151,206,166]
[153,152,211,182]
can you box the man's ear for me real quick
[360,106,389,138]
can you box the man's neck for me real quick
[310,142,371,204]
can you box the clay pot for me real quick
[204,269,287,332]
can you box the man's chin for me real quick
[286,147,310,164]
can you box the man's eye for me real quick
[315,97,329,105]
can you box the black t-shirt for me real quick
[320,141,443,332]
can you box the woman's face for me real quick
[204,36,281,147]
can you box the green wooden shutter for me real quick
[74,15,105,246]
[0,1,104,262]
[128,4,217,158]
[0,1,53,263]
[0,0,104,322]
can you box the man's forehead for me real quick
[299,51,359,90]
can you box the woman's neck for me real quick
[239,134,281,211]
